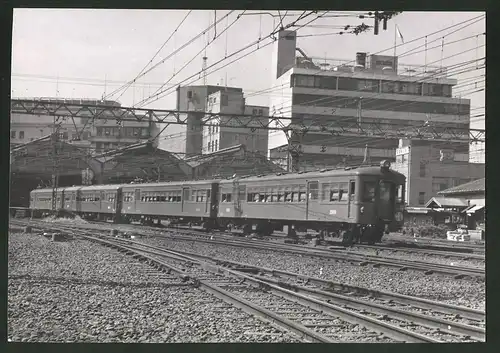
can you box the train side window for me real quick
[278,187,284,202]
[339,183,348,201]
[363,182,376,202]
[207,189,211,201]
[329,183,339,202]
[349,181,356,201]
[285,190,292,202]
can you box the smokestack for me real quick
[362,144,371,165]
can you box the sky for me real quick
[11,10,485,127]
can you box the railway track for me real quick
[10,220,486,342]
[10,219,485,279]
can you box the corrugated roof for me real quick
[425,197,469,208]
[438,178,485,196]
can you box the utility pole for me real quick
[51,114,61,213]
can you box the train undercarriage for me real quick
[30,209,388,245]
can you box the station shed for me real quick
[438,178,485,232]
[10,135,101,206]
[94,142,191,184]
[185,144,284,180]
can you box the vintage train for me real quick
[30,160,405,244]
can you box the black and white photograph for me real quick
[7,8,485,343]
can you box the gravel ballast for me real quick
[8,232,300,343]
[142,236,485,311]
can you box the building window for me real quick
[419,161,426,177]
[294,74,316,88]
[337,77,358,91]
[19,131,25,139]
[358,79,378,92]
[318,76,337,90]
[418,192,426,205]
[381,81,397,93]
[11,131,16,138]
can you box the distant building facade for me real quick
[10,98,158,154]
[268,30,472,171]
[392,139,485,206]
[162,85,268,158]
[204,90,268,156]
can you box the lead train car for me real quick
[218,161,405,243]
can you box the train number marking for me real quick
[329,209,337,215]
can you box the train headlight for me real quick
[395,211,403,222]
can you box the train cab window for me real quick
[339,183,348,201]
[363,182,376,202]
[396,184,404,204]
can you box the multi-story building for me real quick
[203,90,269,155]
[10,98,158,154]
[164,85,268,157]
[162,85,244,157]
[268,30,472,172]
[392,139,484,206]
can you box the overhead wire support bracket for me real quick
[10,99,485,144]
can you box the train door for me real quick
[348,180,356,218]
[210,183,219,218]
[76,190,81,213]
[378,180,396,221]
[306,181,319,220]
[182,187,190,213]
[134,189,141,212]
[100,191,105,211]
[205,189,211,214]
[115,189,123,220]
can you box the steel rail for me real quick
[10,219,484,279]
[12,219,484,341]
[92,236,442,343]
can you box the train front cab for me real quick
[356,160,405,243]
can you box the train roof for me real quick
[31,188,61,194]
[219,165,405,184]
[120,180,218,189]
[79,184,122,191]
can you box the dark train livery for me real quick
[30,161,405,244]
